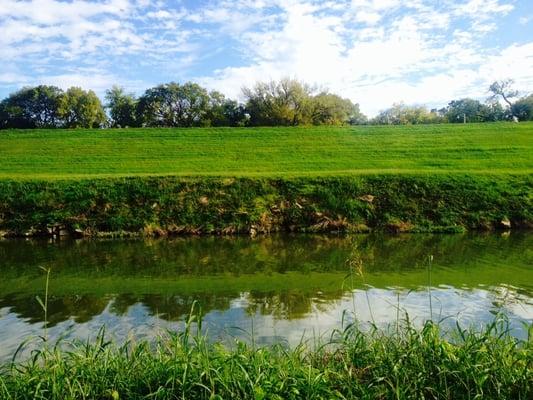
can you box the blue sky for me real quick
[0,0,532,115]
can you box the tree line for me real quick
[373,80,533,125]
[0,78,531,129]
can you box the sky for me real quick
[0,0,532,116]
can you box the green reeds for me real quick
[1,314,531,399]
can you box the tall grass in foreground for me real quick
[1,314,531,400]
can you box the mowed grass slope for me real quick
[0,122,531,179]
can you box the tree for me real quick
[372,103,442,125]
[207,91,248,126]
[58,87,107,128]
[220,100,249,126]
[0,103,9,129]
[137,82,210,127]
[444,98,489,123]
[310,92,364,125]
[481,101,506,122]
[243,78,313,126]
[511,94,533,121]
[105,86,138,127]
[489,80,519,112]
[0,96,29,129]
[0,85,63,129]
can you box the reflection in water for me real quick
[0,233,532,361]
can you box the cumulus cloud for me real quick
[0,0,531,115]
[197,0,532,115]
[0,0,194,64]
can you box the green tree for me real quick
[481,101,506,121]
[511,94,533,121]
[372,103,442,125]
[136,82,210,127]
[243,78,313,126]
[58,87,107,128]
[310,92,365,125]
[0,85,63,129]
[105,86,138,128]
[444,98,489,123]
[207,91,248,126]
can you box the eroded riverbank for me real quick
[1,175,532,238]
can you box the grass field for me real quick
[0,123,532,179]
[1,123,531,235]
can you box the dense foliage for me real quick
[512,94,533,121]
[372,98,509,125]
[243,79,365,126]
[0,79,360,129]
[58,87,107,128]
[0,86,105,129]
[1,317,531,399]
[0,175,531,236]
[1,79,531,129]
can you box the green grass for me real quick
[1,314,531,399]
[0,124,531,234]
[0,123,532,179]
[1,175,531,235]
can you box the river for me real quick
[0,233,531,362]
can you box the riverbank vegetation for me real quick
[0,123,531,236]
[1,315,531,399]
[1,78,532,129]
[0,174,531,237]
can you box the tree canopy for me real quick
[1,78,531,129]
[372,103,442,125]
[206,91,248,127]
[59,87,106,128]
[136,82,211,127]
[0,85,106,129]
[243,78,364,126]
[512,94,533,121]
[105,86,137,128]
[0,85,63,129]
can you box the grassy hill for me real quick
[0,123,531,235]
[0,123,531,179]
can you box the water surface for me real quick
[0,233,532,362]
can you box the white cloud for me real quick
[453,0,514,20]
[34,70,151,99]
[197,0,531,116]
[1,0,531,115]
[479,43,533,91]
[0,0,195,60]
[0,72,30,84]
[354,10,382,24]
[350,0,400,11]
[519,15,532,25]
[40,72,118,92]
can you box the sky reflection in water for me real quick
[0,233,531,361]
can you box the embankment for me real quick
[0,174,531,237]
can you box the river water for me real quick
[0,233,532,361]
